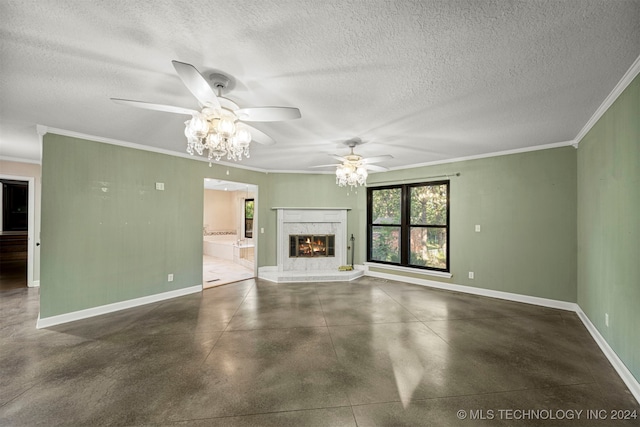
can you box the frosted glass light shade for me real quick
[217,117,236,136]
[235,127,252,146]
[188,113,209,138]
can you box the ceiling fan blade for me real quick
[171,60,221,109]
[219,97,240,111]
[362,154,394,164]
[242,124,276,146]
[365,164,389,172]
[310,164,341,168]
[330,155,348,162]
[110,98,198,115]
[235,107,301,122]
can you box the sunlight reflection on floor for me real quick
[388,341,425,408]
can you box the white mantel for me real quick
[275,208,349,272]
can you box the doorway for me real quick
[0,178,33,291]
[202,179,257,288]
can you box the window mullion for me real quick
[400,184,409,265]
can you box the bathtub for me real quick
[203,235,237,260]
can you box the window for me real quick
[244,199,254,238]
[367,181,449,272]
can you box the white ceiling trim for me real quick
[22,126,579,176]
[574,54,640,146]
[246,140,578,175]
[0,155,42,165]
[35,125,269,174]
[385,140,576,172]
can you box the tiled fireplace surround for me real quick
[258,208,363,283]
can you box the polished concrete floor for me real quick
[1,277,638,426]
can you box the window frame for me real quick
[367,180,450,272]
[244,198,254,239]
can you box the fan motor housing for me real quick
[209,72,232,91]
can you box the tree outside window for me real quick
[369,188,401,263]
[244,199,254,238]
[409,183,448,269]
[367,181,449,272]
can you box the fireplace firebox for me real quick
[289,235,335,257]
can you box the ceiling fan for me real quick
[111,60,301,163]
[312,139,393,189]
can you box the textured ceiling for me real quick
[1,0,639,172]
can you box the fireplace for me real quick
[289,235,335,257]
[258,208,363,282]
[273,208,348,272]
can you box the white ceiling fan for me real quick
[312,139,393,189]
[111,60,301,163]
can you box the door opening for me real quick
[0,177,34,291]
[202,178,258,288]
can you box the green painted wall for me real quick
[577,74,640,381]
[40,133,578,317]
[261,173,362,266]
[40,134,265,318]
[365,147,577,302]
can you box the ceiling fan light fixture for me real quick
[336,161,367,189]
[201,106,219,119]
[112,61,300,166]
[311,139,390,189]
[186,137,195,155]
[183,109,252,165]
[234,127,252,147]
[191,138,205,156]
[188,113,209,138]
[216,115,236,137]
[206,132,221,148]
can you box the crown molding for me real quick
[36,125,270,174]
[267,169,335,175]
[385,140,576,172]
[271,141,577,175]
[574,54,640,146]
[0,155,42,165]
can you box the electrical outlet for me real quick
[168,273,174,282]
[261,227,264,234]
[475,224,481,232]
[155,182,164,191]
[605,313,609,327]
[468,272,474,279]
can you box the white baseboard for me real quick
[364,268,639,404]
[365,269,578,311]
[29,280,40,288]
[576,309,640,404]
[36,284,202,329]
